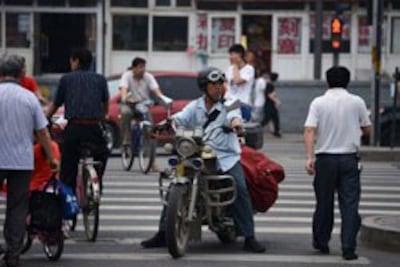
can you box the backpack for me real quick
[29,178,63,231]
[240,145,285,212]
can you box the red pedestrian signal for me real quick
[331,17,343,51]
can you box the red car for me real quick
[102,71,200,149]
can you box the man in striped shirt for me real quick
[0,54,58,267]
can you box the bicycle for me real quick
[121,96,173,174]
[70,142,102,242]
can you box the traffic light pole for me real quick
[371,0,383,146]
[333,52,339,67]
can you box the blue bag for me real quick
[58,181,80,219]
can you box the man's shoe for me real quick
[313,242,330,254]
[342,250,358,260]
[140,231,166,248]
[243,237,266,253]
[273,132,282,138]
[3,254,19,267]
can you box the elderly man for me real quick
[0,55,58,267]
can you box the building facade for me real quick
[1,0,399,80]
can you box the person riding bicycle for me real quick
[140,67,266,253]
[47,48,109,194]
[119,57,167,171]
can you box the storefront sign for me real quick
[278,17,301,54]
[196,13,208,53]
[211,17,235,54]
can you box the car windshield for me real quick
[156,76,201,100]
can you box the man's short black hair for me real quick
[228,44,246,59]
[270,72,279,82]
[326,66,350,88]
[131,57,146,68]
[70,48,93,70]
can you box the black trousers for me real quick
[60,123,109,190]
[262,103,280,134]
[313,153,361,252]
[0,170,31,258]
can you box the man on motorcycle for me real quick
[141,67,266,253]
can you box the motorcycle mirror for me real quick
[224,98,241,112]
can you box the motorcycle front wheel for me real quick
[166,184,190,258]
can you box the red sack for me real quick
[240,145,285,212]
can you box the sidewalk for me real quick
[262,132,400,252]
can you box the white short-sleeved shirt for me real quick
[225,64,255,105]
[304,88,371,154]
[254,77,267,108]
[119,71,159,103]
[0,81,48,170]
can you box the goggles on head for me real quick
[207,70,226,83]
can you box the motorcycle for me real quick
[158,120,244,258]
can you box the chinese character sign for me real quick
[196,13,208,53]
[211,18,235,54]
[358,15,386,53]
[278,17,302,54]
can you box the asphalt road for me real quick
[1,134,399,267]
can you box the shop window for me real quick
[6,13,31,48]
[278,18,302,54]
[4,0,33,5]
[37,0,65,6]
[70,0,97,7]
[358,15,386,53]
[391,18,400,53]
[243,1,304,10]
[211,17,235,54]
[113,15,148,51]
[156,0,170,6]
[177,0,191,7]
[153,16,188,51]
[197,1,236,11]
[111,0,148,7]
[309,13,351,53]
[393,0,400,9]
[0,14,2,47]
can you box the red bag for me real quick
[240,145,285,212]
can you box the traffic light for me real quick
[331,16,343,52]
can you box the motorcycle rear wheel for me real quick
[166,184,190,258]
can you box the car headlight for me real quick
[176,138,197,158]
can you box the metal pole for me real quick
[313,0,323,79]
[333,52,339,67]
[391,67,399,148]
[371,0,383,146]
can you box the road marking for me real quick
[23,252,370,264]
[97,197,400,208]
[104,181,400,191]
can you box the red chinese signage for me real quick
[211,17,235,54]
[196,13,208,52]
[278,17,301,54]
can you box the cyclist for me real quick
[47,48,109,194]
[119,57,167,171]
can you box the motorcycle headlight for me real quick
[176,138,197,158]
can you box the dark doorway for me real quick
[39,14,86,73]
[242,15,272,73]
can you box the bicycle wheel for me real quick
[138,124,156,174]
[121,144,134,171]
[43,231,64,261]
[82,165,100,242]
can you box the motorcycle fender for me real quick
[171,176,190,185]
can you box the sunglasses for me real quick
[207,70,226,83]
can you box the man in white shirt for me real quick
[225,44,255,121]
[119,57,165,151]
[304,66,371,261]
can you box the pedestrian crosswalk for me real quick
[1,157,399,265]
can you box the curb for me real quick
[360,216,400,252]
[359,149,400,161]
